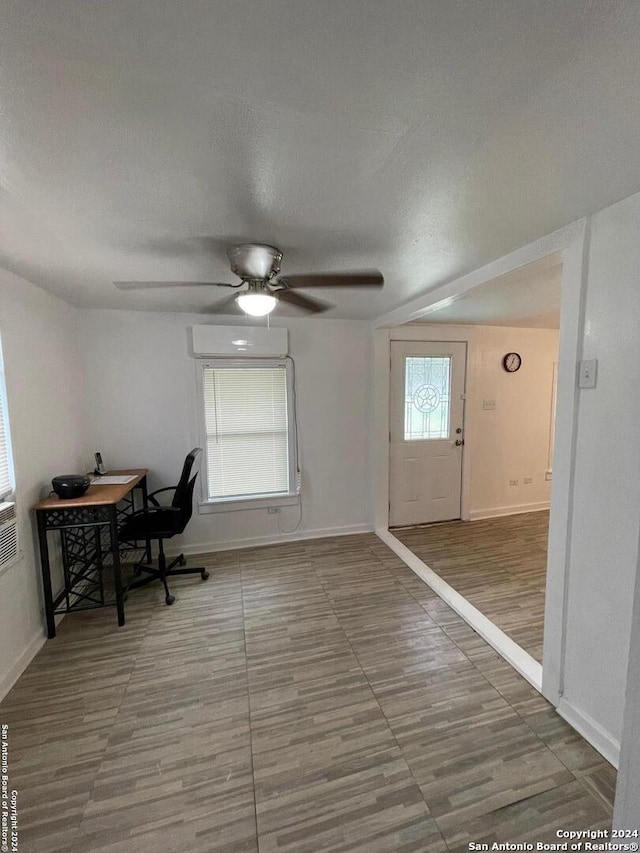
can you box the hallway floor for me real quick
[394,511,549,662]
[0,531,614,851]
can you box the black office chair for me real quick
[119,448,209,605]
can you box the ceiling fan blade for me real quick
[278,270,384,288]
[114,281,238,290]
[276,289,332,313]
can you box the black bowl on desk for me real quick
[51,474,91,499]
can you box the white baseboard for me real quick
[469,501,550,521]
[556,698,620,768]
[166,523,375,555]
[0,630,46,702]
[377,528,543,691]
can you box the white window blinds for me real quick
[202,364,290,501]
[0,345,14,499]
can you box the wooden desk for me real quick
[33,469,149,638]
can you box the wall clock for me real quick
[502,352,522,372]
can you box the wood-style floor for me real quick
[0,533,614,852]
[395,511,549,662]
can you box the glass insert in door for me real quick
[404,356,451,440]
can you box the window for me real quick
[0,337,15,501]
[199,359,298,508]
[404,355,452,440]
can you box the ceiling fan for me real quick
[114,243,384,316]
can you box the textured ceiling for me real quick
[1,1,639,319]
[410,257,562,329]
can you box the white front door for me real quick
[389,341,467,527]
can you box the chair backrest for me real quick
[172,448,203,512]
[172,473,199,532]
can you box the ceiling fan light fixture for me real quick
[235,292,277,317]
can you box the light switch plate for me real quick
[579,359,598,389]
[482,399,497,410]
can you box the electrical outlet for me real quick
[267,506,280,515]
[524,476,533,484]
[482,399,497,410]
[579,359,598,389]
[509,478,519,486]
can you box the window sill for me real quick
[199,494,300,514]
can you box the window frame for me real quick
[196,357,299,513]
[0,338,16,503]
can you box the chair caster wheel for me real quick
[179,555,186,566]
[165,595,175,606]
[201,570,210,580]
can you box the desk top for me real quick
[33,469,148,511]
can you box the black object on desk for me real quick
[33,469,149,638]
[51,474,91,499]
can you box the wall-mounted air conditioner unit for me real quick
[192,325,288,358]
[0,502,18,569]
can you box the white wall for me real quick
[561,192,640,751]
[77,310,373,550]
[0,270,87,698]
[390,324,558,520]
[466,326,558,518]
[613,523,640,826]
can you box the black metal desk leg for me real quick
[36,512,56,639]
[110,509,126,627]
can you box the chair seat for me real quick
[119,509,179,541]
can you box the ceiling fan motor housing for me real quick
[227,243,283,281]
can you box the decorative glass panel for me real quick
[404,356,451,440]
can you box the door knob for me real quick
[455,439,464,446]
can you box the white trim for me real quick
[195,357,298,503]
[468,502,550,521]
[388,339,468,526]
[547,361,558,475]
[165,522,374,555]
[0,339,16,501]
[371,219,589,713]
[377,527,543,691]
[556,698,620,768]
[0,629,46,702]
[541,221,590,705]
[372,328,391,533]
[199,494,300,513]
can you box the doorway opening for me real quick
[387,253,562,684]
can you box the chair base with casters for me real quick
[127,539,209,606]
[119,448,210,606]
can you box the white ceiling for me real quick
[1,1,639,319]
[411,256,562,328]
